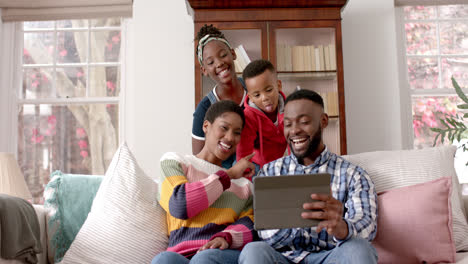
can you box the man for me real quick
[239,89,378,264]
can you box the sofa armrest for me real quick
[33,204,49,264]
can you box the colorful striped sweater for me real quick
[158,152,255,257]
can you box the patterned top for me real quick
[158,152,255,257]
[257,148,378,263]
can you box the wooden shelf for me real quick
[188,0,348,155]
[278,71,337,80]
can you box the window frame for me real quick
[395,5,468,184]
[0,17,129,157]
[396,5,468,149]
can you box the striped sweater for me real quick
[158,152,255,257]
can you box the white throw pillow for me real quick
[344,145,468,252]
[61,142,168,263]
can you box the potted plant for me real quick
[431,77,468,165]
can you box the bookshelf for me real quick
[187,0,348,155]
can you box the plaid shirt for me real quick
[257,148,378,263]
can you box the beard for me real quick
[290,124,322,164]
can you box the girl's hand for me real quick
[226,153,255,179]
[198,237,229,252]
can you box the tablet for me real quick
[253,173,331,230]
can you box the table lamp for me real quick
[0,152,32,200]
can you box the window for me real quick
[18,18,124,203]
[401,5,468,183]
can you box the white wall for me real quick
[127,0,408,178]
[128,0,194,178]
[342,0,405,154]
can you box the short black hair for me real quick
[204,100,245,128]
[285,89,324,109]
[195,24,228,57]
[242,59,276,81]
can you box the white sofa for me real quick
[10,196,468,264]
[2,146,468,264]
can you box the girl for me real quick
[192,24,247,169]
[152,100,255,264]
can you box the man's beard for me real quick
[290,124,322,164]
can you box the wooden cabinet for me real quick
[187,0,348,155]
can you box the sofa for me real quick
[2,143,468,264]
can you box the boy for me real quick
[236,59,287,173]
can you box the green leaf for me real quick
[441,119,450,128]
[448,131,453,142]
[464,113,468,118]
[446,118,457,127]
[457,103,468,109]
[457,130,462,142]
[430,127,443,133]
[433,133,440,147]
[453,76,468,104]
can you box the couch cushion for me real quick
[344,145,468,252]
[61,142,168,263]
[373,177,455,263]
[43,171,103,263]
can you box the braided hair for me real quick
[196,24,232,64]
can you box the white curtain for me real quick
[0,0,132,21]
[0,14,20,153]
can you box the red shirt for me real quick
[236,91,287,168]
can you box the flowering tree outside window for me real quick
[403,5,468,184]
[19,19,122,203]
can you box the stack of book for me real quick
[277,44,336,72]
[233,44,251,73]
[318,91,339,116]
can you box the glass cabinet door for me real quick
[270,22,344,154]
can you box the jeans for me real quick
[239,238,378,264]
[151,249,240,264]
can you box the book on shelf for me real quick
[318,45,325,71]
[318,92,328,113]
[276,43,335,72]
[327,91,339,116]
[284,45,292,71]
[292,45,305,71]
[233,44,251,72]
[318,91,339,116]
[329,44,336,71]
[308,45,316,72]
[324,45,330,71]
[234,59,243,73]
[276,44,285,71]
[237,44,251,64]
[304,45,312,71]
[314,47,320,71]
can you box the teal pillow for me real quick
[44,171,103,263]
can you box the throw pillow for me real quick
[344,145,468,252]
[373,177,455,263]
[43,171,103,263]
[61,142,168,263]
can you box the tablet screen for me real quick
[253,173,331,230]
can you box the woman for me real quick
[152,100,255,264]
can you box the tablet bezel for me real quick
[253,173,331,230]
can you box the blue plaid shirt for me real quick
[257,148,378,263]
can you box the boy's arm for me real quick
[158,153,231,220]
[236,113,257,161]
